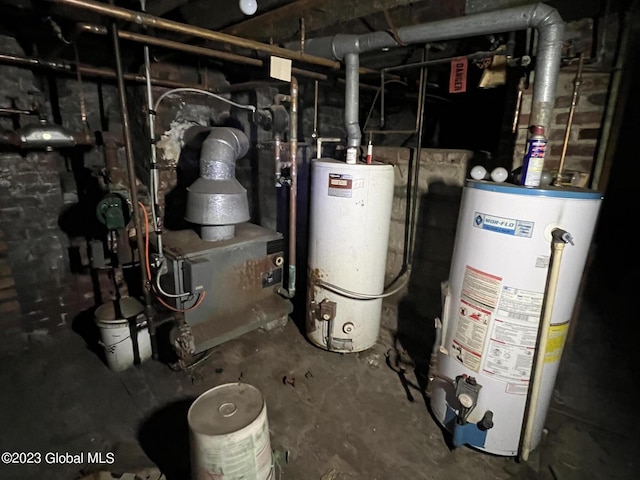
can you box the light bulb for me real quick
[470,165,487,180]
[239,0,257,15]
[490,167,508,183]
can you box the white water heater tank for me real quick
[306,159,395,352]
[430,180,602,456]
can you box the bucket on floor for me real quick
[94,297,152,372]
[188,382,273,480]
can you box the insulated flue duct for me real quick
[185,127,250,242]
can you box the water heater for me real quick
[429,180,602,456]
[306,159,394,352]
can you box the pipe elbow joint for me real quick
[551,228,574,245]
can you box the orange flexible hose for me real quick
[137,201,206,313]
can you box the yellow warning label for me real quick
[545,322,569,363]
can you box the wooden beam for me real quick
[147,0,190,16]
[222,0,419,41]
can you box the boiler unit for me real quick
[428,180,602,456]
[306,158,394,352]
[159,127,292,357]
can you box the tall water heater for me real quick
[429,180,602,456]
[306,159,394,352]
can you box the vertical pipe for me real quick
[554,54,584,186]
[109,6,156,354]
[520,229,571,461]
[312,80,319,140]
[591,3,635,190]
[140,0,163,257]
[72,41,88,129]
[288,77,298,297]
[407,58,428,269]
[344,53,361,155]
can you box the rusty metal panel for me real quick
[162,222,292,352]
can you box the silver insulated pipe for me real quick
[185,127,250,242]
[303,2,565,150]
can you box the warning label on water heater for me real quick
[451,299,491,372]
[328,173,353,198]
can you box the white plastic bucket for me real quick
[94,297,152,372]
[188,382,273,480]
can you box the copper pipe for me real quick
[288,76,298,298]
[512,76,526,134]
[77,23,330,82]
[554,54,585,186]
[45,0,341,70]
[278,77,298,299]
[78,23,261,68]
[0,52,227,91]
[0,107,38,116]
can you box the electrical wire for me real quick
[138,201,206,313]
[153,87,257,114]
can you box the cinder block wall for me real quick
[373,147,473,331]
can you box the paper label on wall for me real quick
[545,322,569,364]
[269,56,292,82]
[451,299,491,372]
[449,56,468,93]
[461,265,502,309]
[473,212,534,238]
[328,173,352,198]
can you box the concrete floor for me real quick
[0,253,637,480]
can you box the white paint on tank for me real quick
[307,159,395,352]
[430,180,602,456]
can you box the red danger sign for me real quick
[449,56,468,94]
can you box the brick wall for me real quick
[0,35,124,353]
[513,67,611,181]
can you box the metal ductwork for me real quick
[185,127,250,242]
[303,2,565,151]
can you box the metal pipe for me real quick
[407,60,428,270]
[304,2,565,149]
[45,0,341,70]
[372,58,426,134]
[344,53,361,153]
[512,76,526,134]
[554,54,584,186]
[592,3,635,190]
[0,52,231,91]
[72,41,88,129]
[139,0,163,260]
[77,23,331,82]
[185,127,250,242]
[286,77,299,298]
[312,80,319,140]
[0,107,38,116]
[315,137,342,159]
[109,10,156,356]
[520,228,572,462]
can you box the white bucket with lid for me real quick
[188,382,273,480]
[94,297,152,372]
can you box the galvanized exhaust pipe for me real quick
[185,127,250,242]
[303,2,565,154]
